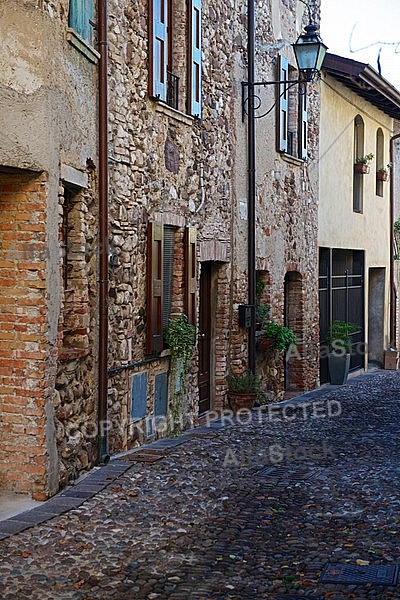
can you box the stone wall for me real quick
[106,0,236,450]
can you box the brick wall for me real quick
[0,170,51,499]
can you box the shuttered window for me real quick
[149,0,202,116]
[147,224,197,354]
[298,83,308,160]
[276,54,308,160]
[277,54,288,153]
[189,0,202,117]
[151,0,168,100]
[68,0,93,45]
[147,222,164,354]
[162,226,175,329]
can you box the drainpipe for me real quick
[247,0,256,374]
[97,0,109,463]
[389,133,400,347]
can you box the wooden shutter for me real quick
[151,0,168,100]
[162,226,175,329]
[298,82,308,160]
[276,54,288,153]
[68,0,93,43]
[189,0,202,117]
[185,226,197,325]
[147,222,164,354]
[68,0,84,37]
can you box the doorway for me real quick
[198,262,212,414]
[368,267,385,365]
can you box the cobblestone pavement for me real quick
[2,370,400,599]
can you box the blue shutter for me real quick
[83,0,93,45]
[68,0,93,44]
[153,0,168,100]
[190,0,202,117]
[299,83,308,160]
[154,372,168,417]
[277,54,288,153]
[131,372,148,421]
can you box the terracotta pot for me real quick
[257,337,276,350]
[376,171,388,181]
[355,163,369,174]
[227,391,258,412]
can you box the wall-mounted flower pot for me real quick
[355,163,369,174]
[376,171,388,181]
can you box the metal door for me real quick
[319,248,364,383]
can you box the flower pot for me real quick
[355,163,369,174]
[257,337,276,351]
[376,171,388,181]
[227,391,258,412]
[328,352,350,385]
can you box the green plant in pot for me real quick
[326,320,359,385]
[258,321,297,352]
[226,372,260,412]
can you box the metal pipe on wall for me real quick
[97,0,109,463]
[247,0,256,374]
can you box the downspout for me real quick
[389,133,400,347]
[97,0,109,463]
[247,0,256,374]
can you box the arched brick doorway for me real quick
[284,271,305,392]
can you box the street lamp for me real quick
[243,6,327,376]
[293,22,328,83]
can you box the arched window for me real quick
[376,128,384,197]
[353,115,364,213]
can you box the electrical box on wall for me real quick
[238,304,254,328]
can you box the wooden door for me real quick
[198,262,212,414]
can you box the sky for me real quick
[320,0,400,90]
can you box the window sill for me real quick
[67,28,100,64]
[280,153,306,167]
[153,99,195,127]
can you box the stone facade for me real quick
[0,0,322,498]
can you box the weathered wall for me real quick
[0,0,98,497]
[232,0,321,394]
[106,0,235,448]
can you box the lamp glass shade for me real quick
[293,23,328,78]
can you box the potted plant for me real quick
[377,163,391,181]
[258,321,297,352]
[326,320,359,385]
[355,152,374,174]
[226,372,260,411]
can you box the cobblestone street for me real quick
[2,370,400,599]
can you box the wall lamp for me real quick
[243,6,327,376]
[242,22,328,119]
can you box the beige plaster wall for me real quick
[319,72,394,360]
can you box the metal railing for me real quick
[167,70,179,110]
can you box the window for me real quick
[353,115,364,213]
[68,0,94,45]
[150,0,202,117]
[376,128,384,197]
[276,55,308,160]
[147,223,197,354]
[60,184,90,356]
